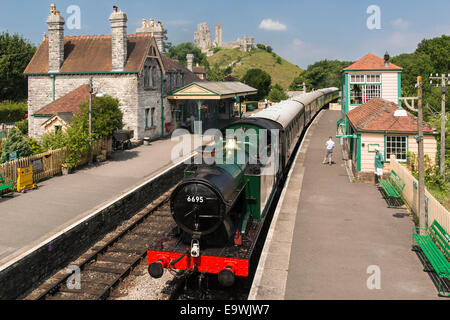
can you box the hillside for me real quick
[207,48,303,89]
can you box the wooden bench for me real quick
[378,170,405,208]
[412,220,450,297]
[0,173,14,197]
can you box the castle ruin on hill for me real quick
[194,23,254,54]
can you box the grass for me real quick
[208,48,303,89]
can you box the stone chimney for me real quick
[109,6,128,71]
[46,4,65,72]
[186,54,194,72]
[153,21,164,53]
[136,18,164,53]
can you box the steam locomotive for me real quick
[147,88,339,287]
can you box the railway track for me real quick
[26,187,177,300]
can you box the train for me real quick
[147,87,339,287]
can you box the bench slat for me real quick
[414,234,449,277]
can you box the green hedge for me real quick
[0,101,28,123]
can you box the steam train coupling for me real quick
[147,88,339,287]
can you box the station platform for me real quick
[250,110,444,300]
[0,135,204,271]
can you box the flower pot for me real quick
[62,167,69,175]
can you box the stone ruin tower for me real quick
[214,23,223,47]
[136,18,165,52]
[194,22,212,51]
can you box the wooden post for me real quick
[417,76,426,234]
[440,74,446,179]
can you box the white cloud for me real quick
[390,18,409,30]
[259,19,287,31]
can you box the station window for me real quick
[350,74,365,83]
[385,135,407,162]
[145,108,150,128]
[350,84,381,105]
[366,74,381,83]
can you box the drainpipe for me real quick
[160,69,165,137]
[51,74,56,101]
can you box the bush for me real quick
[268,84,288,102]
[0,101,27,123]
[15,119,28,135]
[39,95,123,168]
[0,126,31,163]
[241,68,272,101]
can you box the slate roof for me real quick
[343,53,402,71]
[346,98,436,134]
[160,55,203,84]
[24,33,154,74]
[34,84,90,115]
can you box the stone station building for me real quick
[25,5,201,141]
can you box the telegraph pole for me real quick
[417,76,426,233]
[430,73,448,179]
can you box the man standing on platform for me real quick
[374,146,384,184]
[322,136,335,165]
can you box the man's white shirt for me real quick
[326,140,335,150]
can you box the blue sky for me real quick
[1,0,449,68]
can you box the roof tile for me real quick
[34,84,90,115]
[346,98,436,134]
[343,53,402,71]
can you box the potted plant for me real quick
[61,163,70,175]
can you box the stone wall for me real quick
[0,160,188,300]
[28,73,139,139]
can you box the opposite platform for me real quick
[250,110,443,300]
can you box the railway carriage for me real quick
[147,88,339,286]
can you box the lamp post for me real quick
[88,77,104,165]
[89,78,93,165]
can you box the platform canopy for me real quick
[168,81,257,100]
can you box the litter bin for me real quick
[143,137,150,145]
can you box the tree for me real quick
[76,95,123,138]
[416,35,450,73]
[166,42,209,69]
[0,126,31,163]
[256,43,266,50]
[289,60,352,91]
[268,84,288,102]
[208,63,226,81]
[241,68,271,101]
[0,32,36,101]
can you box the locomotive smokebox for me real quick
[171,165,244,244]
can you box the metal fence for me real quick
[390,155,449,234]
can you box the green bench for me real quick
[0,173,14,197]
[412,220,450,297]
[378,170,405,208]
